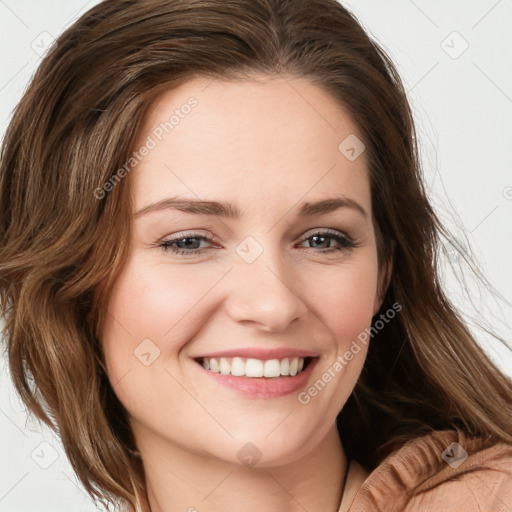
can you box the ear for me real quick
[372,254,393,316]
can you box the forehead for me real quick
[129,74,370,216]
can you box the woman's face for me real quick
[101,74,385,467]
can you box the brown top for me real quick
[339,429,512,511]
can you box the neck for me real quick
[138,424,348,512]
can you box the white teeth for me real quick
[199,356,307,377]
[263,359,281,378]
[231,357,245,376]
[289,357,298,376]
[209,358,219,372]
[219,358,231,375]
[246,358,263,377]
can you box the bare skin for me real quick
[101,74,387,512]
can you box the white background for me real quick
[0,1,511,510]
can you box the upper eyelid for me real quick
[160,228,355,246]
[156,229,359,258]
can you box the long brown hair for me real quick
[1,0,511,510]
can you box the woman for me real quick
[0,0,511,511]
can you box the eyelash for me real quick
[157,229,359,256]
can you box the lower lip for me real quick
[195,358,319,399]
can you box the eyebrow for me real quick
[134,195,368,220]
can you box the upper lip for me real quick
[193,348,319,360]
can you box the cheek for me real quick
[99,255,214,390]
[303,256,379,348]
[99,255,216,422]
[103,253,219,343]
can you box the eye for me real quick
[157,232,214,256]
[297,229,358,254]
[156,229,358,256]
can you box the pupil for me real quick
[177,237,200,249]
[312,235,327,248]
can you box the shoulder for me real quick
[347,429,512,511]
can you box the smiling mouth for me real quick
[195,356,314,378]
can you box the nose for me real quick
[224,245,308,333]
